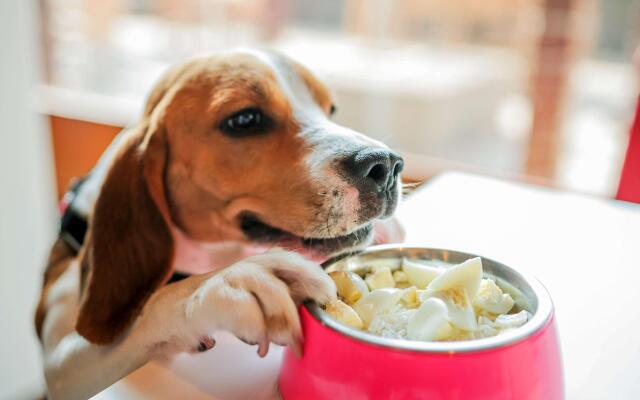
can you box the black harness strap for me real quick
[59,177,88,253]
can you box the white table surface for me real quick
[97,172,640,399]
[396,172,640,400]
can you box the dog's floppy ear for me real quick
[76,84,177,345]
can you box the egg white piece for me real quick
[418,257,484,331]
[475,316,500,339]
[401,258,444,289]
[392,270,409,283]
[427,291,478,331]
[329,271,369,304]
[365,267,396,290]
[349,272,370,298]
[407,298,453,341]
[353,288,404,326]
[325,300,364,329]
[400,286,420,308]
[473,279,515,315]
[426,257,483,297]
[368,258,402,272]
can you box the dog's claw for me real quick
[196,336,216,352]
[257,341,270,358]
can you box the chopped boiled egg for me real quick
[401,258,443,289]
[368,259,401,272]
[329,271,369,304]
[325,299,364,329]
[427,291,478,331]
[426,257,483,298]
[392,270,409,283]
[407,298,453,341]
[400,286,420,308]
[420,257,484,331]
[473,279,515,315]
[353,288,404,326]
[365,267,396,290]
[325,256,530,343]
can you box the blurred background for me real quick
[1,0,639,398]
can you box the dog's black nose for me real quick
[345,148,404,192]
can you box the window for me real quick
[41,0,640,195]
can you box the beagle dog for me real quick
[35,49,404,399]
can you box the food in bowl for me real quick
[324,257,531,342]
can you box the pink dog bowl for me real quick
[279,246,564,400]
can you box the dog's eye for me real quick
[330,104,337,116]
[221,108,268,136]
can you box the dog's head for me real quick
[76,50,403,344]
[160,50,403,255]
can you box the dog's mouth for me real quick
[239,213,373,258]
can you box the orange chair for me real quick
[616,95,640,203]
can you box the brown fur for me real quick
[74,60,185,344]
[75,130,174,344]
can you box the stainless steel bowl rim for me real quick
[306,244,554,353]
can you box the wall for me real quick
[0,0,58,397]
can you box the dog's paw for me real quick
[184,249,336,356]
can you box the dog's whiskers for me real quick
[401,181,421,195]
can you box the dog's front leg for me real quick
[41,249,335,400]
[142,249,336,356]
